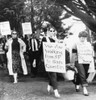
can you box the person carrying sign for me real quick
[72,31,95,96]
[40,27,61,98]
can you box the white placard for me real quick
[77,42,93,64]
[0,21,11,35]
[22,22,32,35]
[43,42,66,73]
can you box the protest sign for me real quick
[0,21,11,35]
[43,42,66,73]
[77,43,93,64]
[22,22,32,35]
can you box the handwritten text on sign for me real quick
[22,22,32,35]
[0,21,11,35]
[77,42,93,64]
[43,42,66,73]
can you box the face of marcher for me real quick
[12,33,17,39]
[79,37,87,42]
[48,28,56,38]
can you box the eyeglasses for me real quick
[50,30,55,32]
[12,33,17,35]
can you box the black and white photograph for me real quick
[0,0,96,100]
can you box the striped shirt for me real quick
[30,39,39,51]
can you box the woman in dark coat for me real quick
[40,27,60,98]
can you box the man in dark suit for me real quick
[29,33,40,77]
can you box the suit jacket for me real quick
[29,38,40,52]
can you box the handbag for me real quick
[63,69,75,81]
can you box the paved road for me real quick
[0,69,96,100]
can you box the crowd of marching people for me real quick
[0,25,96,98]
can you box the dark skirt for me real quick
[12,51,22,73]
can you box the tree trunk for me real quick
[65,1,96,32]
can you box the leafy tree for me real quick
[0,0,25,32]
[24,0,71,34]
[0,0,72,36]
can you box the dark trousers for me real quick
[74,61,89,87]
[0,54,7,68]
[29,51,39,76]
[48,72,58,90]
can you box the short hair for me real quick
[78,31,88,38]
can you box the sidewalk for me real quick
[0,69,96,100]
